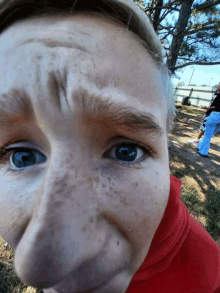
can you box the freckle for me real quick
[96,215,102,223]
[120,198,129,206]
[37,233,45,240]
[117,241,119,246]
[89,217,94,223]
[36,55,43,60]
[53,201,62,208]
[135,183,138,187]
[88,179,93,185]
[105,191,113,198]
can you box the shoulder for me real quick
[174,217,220,291]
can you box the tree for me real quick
[134,0,220,74]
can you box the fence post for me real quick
[174,87,178,102]
[189,88,193,105]
[189,88,193,98]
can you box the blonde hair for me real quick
[0,0,176,135]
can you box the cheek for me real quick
[98,166,170,248]
[0,175,37,247]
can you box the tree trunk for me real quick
[167,0,194,74]
[153,0,163,32]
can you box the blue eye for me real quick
[10,150,46,169]
[115,145,138,162]
[107,143,147,164]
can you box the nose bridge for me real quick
[14,152,108,287]
[35,150,99,229]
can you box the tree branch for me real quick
[185,22,220,35]
[152,0,164,32]
[193,0,220,12]
[170,61,220,71]
[159,8,174,22]
[144,6,180,12]
[160,32,172,41]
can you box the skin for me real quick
[0,13,170,293]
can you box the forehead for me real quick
[1,13,145,57]
[0,13,167,123]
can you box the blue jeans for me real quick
[197,111,220,156]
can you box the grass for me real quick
[0,261,31,293]
[0,243,43,293]
[0,103,220,292]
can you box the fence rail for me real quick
[174,87,216,107]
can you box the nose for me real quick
[13,162,109,289]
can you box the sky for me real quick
[172,65,220,87]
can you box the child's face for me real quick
[0,13,170,293]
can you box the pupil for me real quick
[12,151,36,168]
[115,145,137,162]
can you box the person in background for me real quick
[196,88,220,157]
[187,82,220,144]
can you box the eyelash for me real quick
[0,138,154,173]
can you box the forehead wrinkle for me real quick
[18,38,88,53]
[47,69,69,112]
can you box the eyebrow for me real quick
[73,88,164,138]
[0,87,164,138]
[0,89,34,126]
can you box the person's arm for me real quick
[201,106,215,110]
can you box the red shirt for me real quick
[126,175,220,293]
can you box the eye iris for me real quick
[12,151,37,168]
[115,145,137,162]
